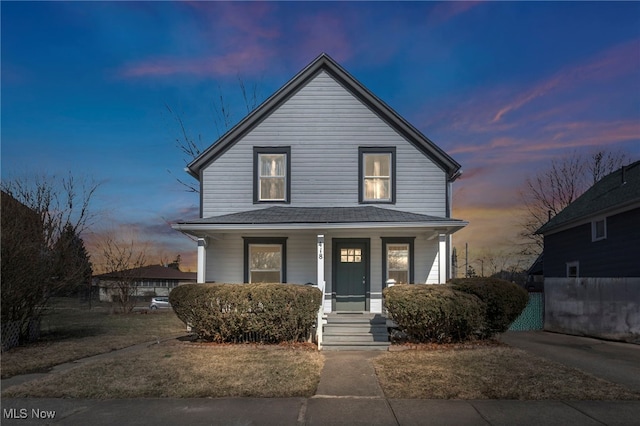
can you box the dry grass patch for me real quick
[2,343,324,399]
[374,346,640,400]
[1,300,185,379]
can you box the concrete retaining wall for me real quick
[544,277,640,343]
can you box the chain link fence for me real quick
[1,318,41,352]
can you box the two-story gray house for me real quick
[172,54,467,315]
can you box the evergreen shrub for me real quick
[449,277,529,338]
[383,284,484,343]
[169,283,322,343]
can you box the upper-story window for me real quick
[359,147,396,203]
[591,217,607,242]
[254,147,291,203]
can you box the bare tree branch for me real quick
[96,233,148,313]
[1,173,99,345]
[519,149,631,255]
[166,77,263,193]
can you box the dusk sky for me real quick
[2,1,639,272]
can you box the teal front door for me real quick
[334,241,368,311]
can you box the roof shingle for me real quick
[537,161,640,234]
[177,206,465,225]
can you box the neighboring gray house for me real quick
[172,53,467,316]
[94,264,197,302]
[537,161,640,342]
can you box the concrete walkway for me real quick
[2,332,640,425]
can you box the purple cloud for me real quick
[492,39,640,123]
[119,47,273,78]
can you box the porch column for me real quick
[317,234,331,312]
[438,234,447,284]
[197,237,207,284]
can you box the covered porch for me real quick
[173,206,467,315]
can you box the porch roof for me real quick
[172,206,467,234]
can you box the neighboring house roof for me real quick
[537,161,640,235]
[95,264,197,281]
[173,206,468,232]
[186,53,462,181]
[527,254,543,276]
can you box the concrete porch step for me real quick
[322,341,391,351]
[322,313,390,351]
[324,325,387,333]
[323,333,389,343]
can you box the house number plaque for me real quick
[317,236,324,260]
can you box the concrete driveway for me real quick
[500,331,640,392]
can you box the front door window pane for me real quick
[340,248,362,263]
[250,245,281,283]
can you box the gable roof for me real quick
[96,264,197,281]
[186,53,461,180]
[537,161,640,235]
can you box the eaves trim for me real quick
[172,220,468,232]
[537,198,640,236]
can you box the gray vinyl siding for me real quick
[205,235,244,284]
[201,71,446,218]
[544,207,640,278]
[204,231,440,287]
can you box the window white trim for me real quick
[243,237,287,283]
[566,261,579,278]
[358,147,396,204]
[381,237,414,285]
[248,244,282,283]
[363,153,392,202]
[591,217,607,242]
[386,243,409,284]
[258,154,286,201]
[253,147,291,204]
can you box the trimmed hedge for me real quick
[449,277,529,338]
[169,283,322,343]
[383,284,484,343]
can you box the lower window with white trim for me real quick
[591,217,607,241]
[382,237,414,285]
[243,237,287,283]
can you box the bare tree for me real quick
[519,149,630,254]
[587,150,629,185]
[165,103,203,193]
[96,235,148,313]
[1,173,99,346]
[167,76,263,193]
[479,249,528,284]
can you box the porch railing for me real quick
[316,279,325,349]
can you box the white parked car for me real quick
[149,297,170,310]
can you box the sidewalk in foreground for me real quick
[3,397,640,425]
[3,332,640,425]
